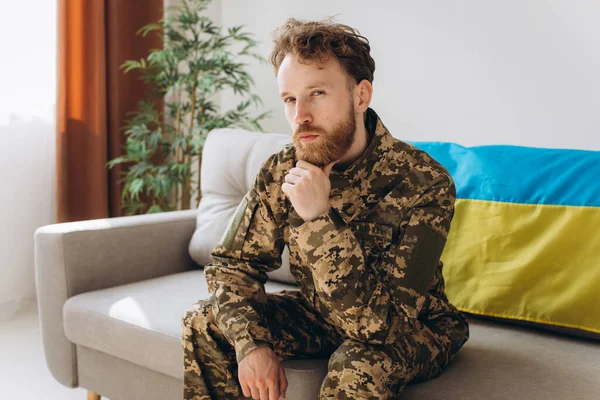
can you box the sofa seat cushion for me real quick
[63,270,600,399]
[404,317,600,399]
[63,270,299,381]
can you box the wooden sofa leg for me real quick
[87,391,101,400]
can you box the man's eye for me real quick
[312,91,324,96]
[284,97,296,103]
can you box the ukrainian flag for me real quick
[412,142,600,336]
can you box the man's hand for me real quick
[282,160,337,222]
[238,346,288,400]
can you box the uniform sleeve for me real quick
[204,165,284,363]
[288,176,455,345]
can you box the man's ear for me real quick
[354,79,373,113]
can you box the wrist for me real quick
[307,206,331,222]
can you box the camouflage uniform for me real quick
[182,108,469,399]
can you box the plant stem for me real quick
[174,86,183,209]
[196,150,203,207]
[182,71,199,210]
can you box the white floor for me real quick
[0,303,89,399]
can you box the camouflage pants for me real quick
[181,290,469,400]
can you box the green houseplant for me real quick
[108,0,269,215]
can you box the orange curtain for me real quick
[57,0,163,223]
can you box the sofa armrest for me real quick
[33,209,198,387]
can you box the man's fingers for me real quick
[322,161,337,176]
[296,160,317,171]
[289,167,306,176]
[240,379,251,398]
[269,377,280,400]
[250,383,260,400]
[279,367,288,399]
[281,182,295,195]
[284,174,300,185]
[258,383,269,400]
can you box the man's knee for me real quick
[181,299,213,339]
[181,300,239,399]
[320,340,398,399]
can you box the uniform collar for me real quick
[330,108,394,192]
[329,108,396,222]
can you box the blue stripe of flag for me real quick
[409,142,600,207]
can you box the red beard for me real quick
[293,101,356,168]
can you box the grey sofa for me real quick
[34,128,600,400]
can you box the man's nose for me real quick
[294,101,313,126]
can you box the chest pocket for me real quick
[349,221,394,260]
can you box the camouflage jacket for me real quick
[205,108,460,363]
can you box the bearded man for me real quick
[181,17,469,400]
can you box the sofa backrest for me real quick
[189,128,600,340]
[188,128,295,284]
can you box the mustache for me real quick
[294,124,326,137]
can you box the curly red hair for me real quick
[269,17,376,85]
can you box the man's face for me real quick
[277,54,357,168]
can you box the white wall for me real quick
[1,0,598,321]
[220,0,600,150]
[0,1,57,320]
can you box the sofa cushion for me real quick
[188,128,296,284]
[63,270,297,381]
[405,316,600,400]
[63,270,600,399]
[412,142,600,339]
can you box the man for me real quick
[182,18,469,400]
